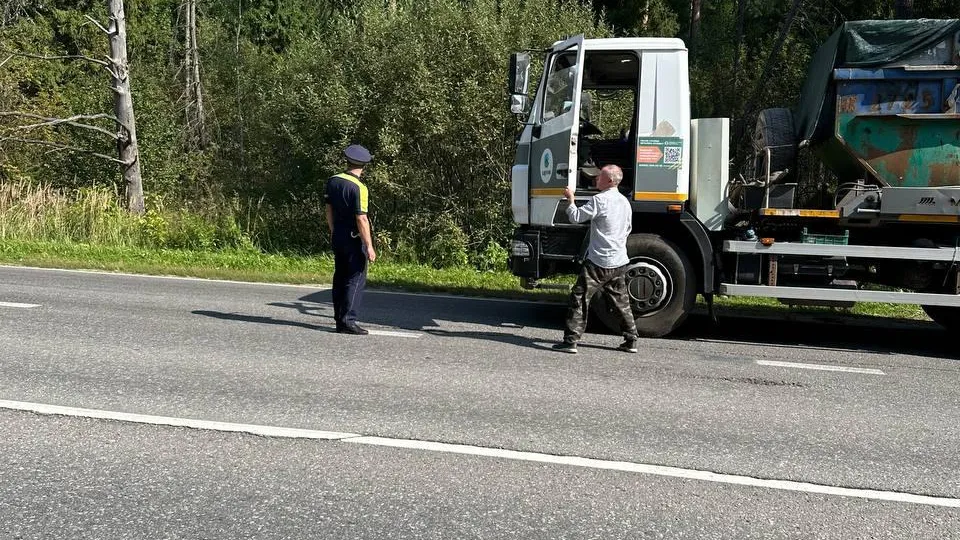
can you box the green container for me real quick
[801,228,849,245]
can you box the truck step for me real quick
[720,283,960,307]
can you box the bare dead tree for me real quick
[689,0,702,58]
[105,0,144,214]
[182,0,208,149]
[0,0,145,214]
[732,0,746,120]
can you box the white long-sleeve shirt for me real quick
[565,188,632,268]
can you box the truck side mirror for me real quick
[509,52,531,116]
[510,94,531,116]
[509,52,531,95]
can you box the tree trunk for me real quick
[641,0,650,32]
[109,0,144,214]
[689,0,701,58]
[184,0,194,141]
[733,0,803,160]
[895,0,914,18]
[732,0,745,115]
[183,0,208,149]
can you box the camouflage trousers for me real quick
[563,260,638,343]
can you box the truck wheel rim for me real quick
[625,259,672,315]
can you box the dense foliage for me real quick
[0,0,955,266]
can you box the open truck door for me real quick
[527,35,585,226]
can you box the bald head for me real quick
[601,165,623,185]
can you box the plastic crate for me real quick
[801,227,849,245]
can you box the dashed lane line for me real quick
[0,301,40,308]
[1,399,956,508]
[368,329,422,338]
[756,360,885,376]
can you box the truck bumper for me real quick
[509,227,585,280]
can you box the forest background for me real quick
[0,0,955,272]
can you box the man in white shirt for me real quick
[553,164,638,354]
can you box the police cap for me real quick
[344,144,373,165]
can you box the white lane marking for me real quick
[0,301,40,308]
[0,265,563,304]
[368,329,422,338]
[346,437,959,508]
[756,360,885,376]
[2,399,957,508]
[0,399,358,440]
[370,289,562,305]
[0,264,331,290]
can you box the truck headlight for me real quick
[510,240,531,258]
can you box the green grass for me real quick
[0,239,563,300]
[0,239,931,323]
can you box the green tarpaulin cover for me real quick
[795,19,960,144]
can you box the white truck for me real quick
[506,24,960,337]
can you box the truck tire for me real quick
[921,305,960,332]
[753,108,797,180]
[592,234,697,338]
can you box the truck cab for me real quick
[508,36,713,337]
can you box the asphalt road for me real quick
[1,265,958,538]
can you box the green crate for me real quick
[801,228,849,245]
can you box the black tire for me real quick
[921,305,960,332]
[592,234,697,338]
[753,108,797,180]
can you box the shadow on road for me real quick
[198,287,955,360]
[192,309,335,332]
[271,289,568,332]
[675,312,956,360]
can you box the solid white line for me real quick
[0,264,331,290]
[347,437,960,508]
[0,400,358,440]
[756,360,885,376]
[3,399,954,507]
[0,265,561,304]
[0,301,40,308]
[368,329,422,338]
[370,289,562,305]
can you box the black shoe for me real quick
[338,324,369,335]
[618,339,638,353]
[552,341,578,354]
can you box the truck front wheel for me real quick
[592,234,697,338]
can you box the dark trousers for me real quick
[564,261,638,343]
[332,239,367,327]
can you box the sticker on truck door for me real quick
[539,148,554,184]
[637,137,683,170]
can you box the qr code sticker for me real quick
[663,146,682,165]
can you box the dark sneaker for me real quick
[552,341,578,354]
[338,324,369,335]
[618,339,638,353]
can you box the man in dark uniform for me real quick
[325,144,377,335]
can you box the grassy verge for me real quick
[0,240,563,300]
[0,239,930,322]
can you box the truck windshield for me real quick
[542,51,578,122]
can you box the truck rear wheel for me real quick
[592,234,696,338]
[921,305,960,332]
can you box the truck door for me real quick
[528,35,585,226]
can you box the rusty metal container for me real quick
[818,30,960,187]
